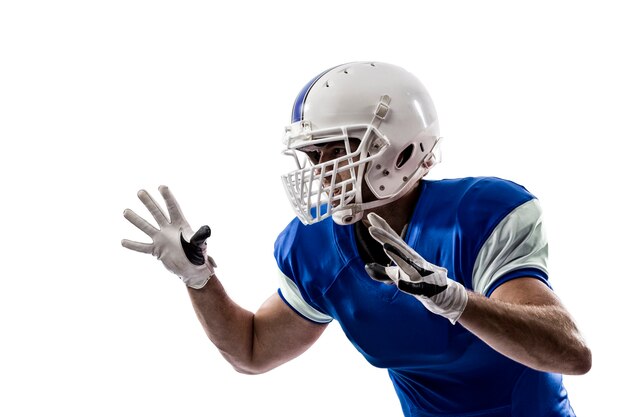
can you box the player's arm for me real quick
[457,278,591,375]
[187,278,327,374]
[365,212,591,376]
[122,186,327,374]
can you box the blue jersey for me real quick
[274,177,575,417]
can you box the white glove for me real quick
[122,185,217,289]
[365,213,468,324]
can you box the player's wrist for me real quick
[179,257,217,289]
[438,280,468,324]
[414,279,468,324]
[184,273,213,289]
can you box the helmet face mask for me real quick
[281,62,441,226]
[281,124,389,225]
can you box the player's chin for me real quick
[327,190,343,208]
[331,197,357,211]
[329,198,342,208]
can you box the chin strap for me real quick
[330,95,391,225]
[332,187,413,225]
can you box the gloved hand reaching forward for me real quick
[365,213,468,324]
[122,185,216,289]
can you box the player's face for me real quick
[300,138,376,207]
[301,138,359,185]
[300,138,358,164]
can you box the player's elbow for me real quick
[557,340,592,375]
[232,364,262,375]
[231,361,275,375]
[226,351,278,375]
[569,345,592,375]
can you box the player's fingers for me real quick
[383,242,434,279]
[137,189,169,226]
[181,226,212,266]
[367,213,397,236]
[123,208,159,237]
[158,185,187,225]
[368,224,407,251]
[121,239,153,254]
[190,225,211,246]
[398,280,447,297]
[365,263,396,284]
[370,225,428,263]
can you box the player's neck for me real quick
[364,182,422,236]
[354,183,422,266]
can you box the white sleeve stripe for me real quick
[472,199,549,295]
[277,271,333,324]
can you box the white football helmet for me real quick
[281,62,441,225]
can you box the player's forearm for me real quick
[186,276,260,374]
[458,292,591,375]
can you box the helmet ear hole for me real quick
[395,144,415,169]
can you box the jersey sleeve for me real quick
[274,218,334,324]
[277,270,333,324]
[472,198,550,296]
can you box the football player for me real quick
[122,62,591,417]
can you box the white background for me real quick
[1,1,623,415]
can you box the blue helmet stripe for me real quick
[291,65,340,123]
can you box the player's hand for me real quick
[121,185,217,289]
[364,213,468,324]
